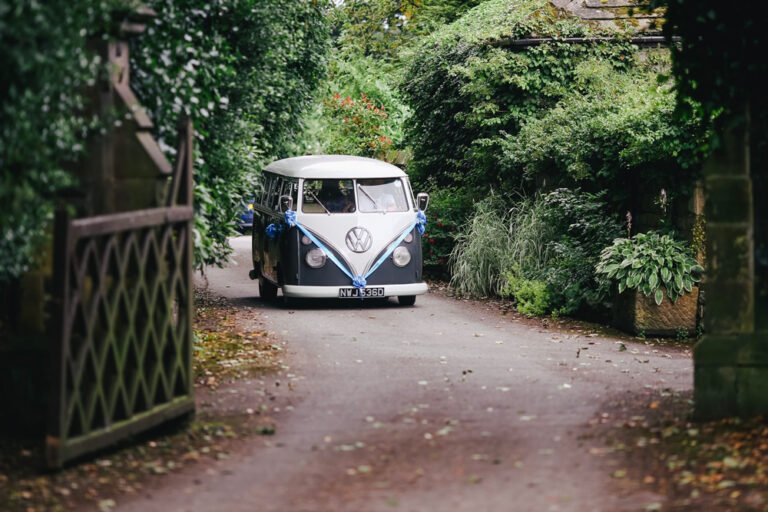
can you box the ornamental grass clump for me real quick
[595,232,704,306]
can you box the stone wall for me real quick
[694,107,768,418]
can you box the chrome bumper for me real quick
[282,282,428,299]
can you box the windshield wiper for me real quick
[357,185,379,211]
[308,191,331,215]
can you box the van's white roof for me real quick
[265,155,407,179]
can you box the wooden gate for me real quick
[47,121,195,468]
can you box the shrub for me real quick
[322,93,393,157]
[400,0,636,194]
[304,54,409,158]
[499,57,707,193]
[535,189,623,315]
[500,274,550,317]
[449,196,511,297]
[449,189,622,316]
[595,231,704,305]
[421,186,475,273]
[132,0,329,268]
[0,1,118,283]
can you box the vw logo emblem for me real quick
[346,227,373,253]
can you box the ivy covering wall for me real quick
[0,1,329,280]
[132,0,329,267]
[400,0,709,315]
[0,1,118,282]
[401,0,704,197]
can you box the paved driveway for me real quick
[120,236,692,512]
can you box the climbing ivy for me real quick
[133,0,329,268]
[400,0,638,194]
[499,55,707,194]
[0,1,329,280]
[0,1,121,283]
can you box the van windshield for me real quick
[357,178,408,213]
[301,178,409,214]
[302,179,355,213]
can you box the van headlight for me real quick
[392,246,411,267]
[305,248,327,268]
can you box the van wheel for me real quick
[259,275,278,301]
[397,295,416,306]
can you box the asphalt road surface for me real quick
[120,236,692,512]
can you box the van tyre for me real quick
[259,275,278,301]
[398,295,416,306]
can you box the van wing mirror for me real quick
[416,192,430,212]
[279,195,294,212]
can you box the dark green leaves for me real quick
[133,0,329,268]
[595,231,704,305]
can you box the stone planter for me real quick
[612,287,700,337]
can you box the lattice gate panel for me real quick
[48,207,194,467]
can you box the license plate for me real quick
[338,287,385,298]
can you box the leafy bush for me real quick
[132,0,329,268]
[421,186,475,273]
[449,196,511,297]
[321,93,393,157]
[0,1,120,283]
[0,1,329,280]
[500,274,550,317]
[595,232,704,305]
[400,0,637,193]
[305,54,409,158]
[535,189,624,315]
[450,189,622,316]
[499,57,707,192]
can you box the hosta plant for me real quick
[595,232,704,306]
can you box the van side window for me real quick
[258,173,273,209]
[263,174,280,211]
[283,179,298,208]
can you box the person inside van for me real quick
[357,178,405,212]
[314,180,354,213]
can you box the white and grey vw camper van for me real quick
[249,155,429,305]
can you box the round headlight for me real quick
[305,248,327,268]
[404,232,414,244]
[392,246,411,267]
[301,235,312,245]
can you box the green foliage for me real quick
[321,93,393,156]
[500,274,549,317]
[304,54,408,158]
[330,0,486,61]
[533,189,623,315]
[133,0,329,268]
[449,196,511,297]
[595,231,704,305]
[0,1,121,283]
[0,1,328,280]
[329,0,419,60]
[422,186,475,272]
[400,0,708,207]
[450,189,622,316]
[401,0,635,192]
[499,57,707,188]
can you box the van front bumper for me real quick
[282,282,428,299]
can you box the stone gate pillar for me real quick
[694,106,768,418]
